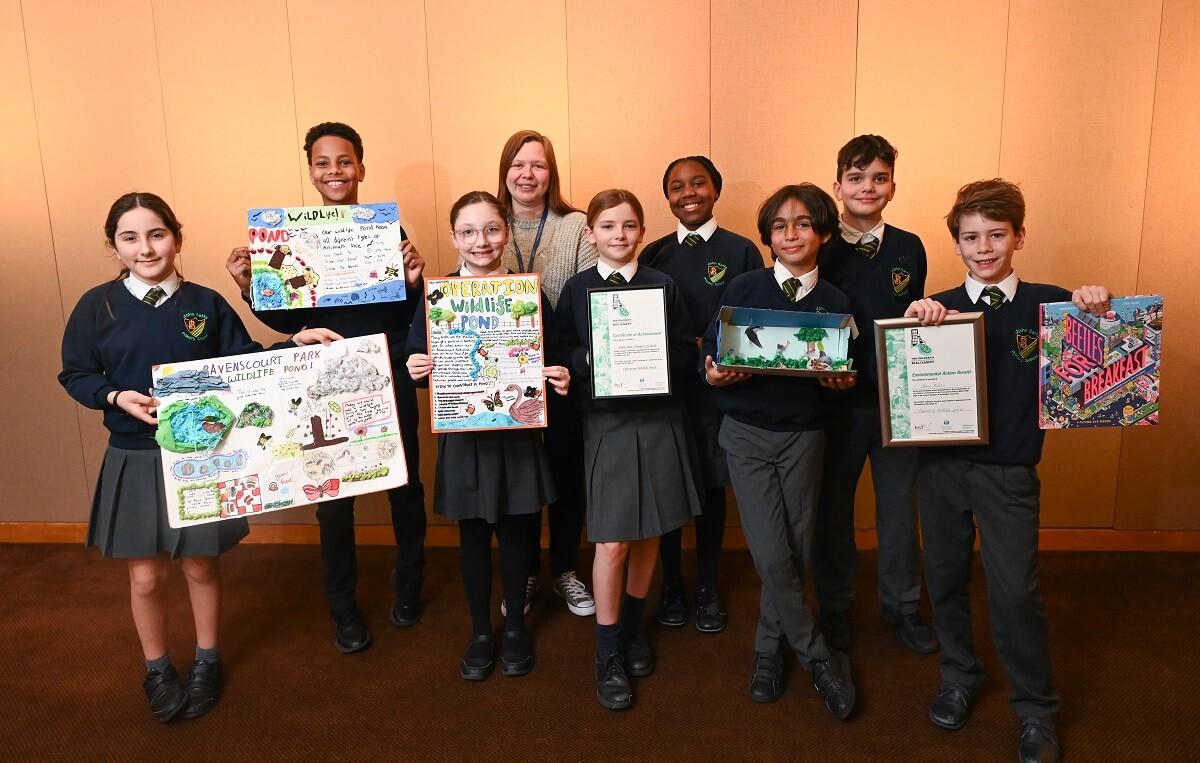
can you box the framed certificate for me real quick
[587,285,671,398]
[874,313,989,447]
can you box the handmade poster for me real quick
[425,274,547,432]
[1039,295,1162,428]
[715,306,856,378]
[247,202,406,311]
[588,285,671,398]
[874,313,989,447]
[151,334,408,527]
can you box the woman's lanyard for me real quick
[510,207,549,273]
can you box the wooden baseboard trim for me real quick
[3,522,1198,551]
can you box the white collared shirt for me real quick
[596,261,639,283]
[773,261,819,302]
[124,271,181,307]
[459,263,508,277]
[839,218,886,247]
[676,217,718,244]
[965,271,1019,305]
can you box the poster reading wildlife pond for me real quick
[247,202,406,311]
[424,274,548,433]
[151,334,408,527]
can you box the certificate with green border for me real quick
[587,285,671,399]
[874,313,989,447]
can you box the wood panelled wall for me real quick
[4,0,1195,533]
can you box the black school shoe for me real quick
[595,651,633,710]
[499,629,534,676]
[811,651,856,721]
[747,651,785,703]
[460,634,495,681]
[389,576,423,628]
[882,608,938,654]
[928,683,973,730]
[332,607,372,654]
[624,634,655,678]
[1018,717,1060,763]
[143,665,188,723]
[180,659,222,720]
[694,588,727,633]
[656,588,687,628]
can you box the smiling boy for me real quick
[226,122,427,655]
[815,135,936,656]
[911,178,1110,763]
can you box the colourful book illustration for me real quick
[247,202,407,310]
[1039,295,1163,428]
[151,334,408,527]
[424,274,547,432]
[715,306,856,378]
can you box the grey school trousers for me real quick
[919,456,1059,719]
[720,416,831,667]
[815,403,923,618]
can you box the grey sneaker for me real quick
[501,575,538,617]
[553,571,596,616]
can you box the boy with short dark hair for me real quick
[815,134,936,655]
[226,121,427,655]
[912,178,1110,763]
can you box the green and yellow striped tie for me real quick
[143,286,165,306]
[606,271,627,286]
[683,232,703,247]
[855,234,879,259]
[781,277,801,301]
[982,285,1005,309]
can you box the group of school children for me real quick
[59,121,1114,763]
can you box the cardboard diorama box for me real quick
[715,306,856,378]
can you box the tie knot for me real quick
[982,285,1005,309]
[682,232,703,247]
[855,234,879,259]
[143,286,165,306]
[606,271,627,286]
[781,277,802,301]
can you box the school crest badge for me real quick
[182,312,209,342]
[891,268,911,297]
[1012,328,1038,362]
[704,262,728,286]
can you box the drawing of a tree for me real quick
[429,307,457,328]
[510,300,539,328]
[793,326,828,354]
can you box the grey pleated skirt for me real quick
[88,446,249,559]
[583,407,703,543]
[434,429,556,523]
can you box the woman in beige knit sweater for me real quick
[497,129,597,618]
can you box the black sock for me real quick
[695,488,727,591]
[458,519,494,636]
[596,623,621,657]
[144,653,171,673]
[497,514,537,632]
[619,592,647,644]
[659,527,684,594]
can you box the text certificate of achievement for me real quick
[875,313,989,446]
[587,286,671,398]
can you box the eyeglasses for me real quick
[454,225,506,244]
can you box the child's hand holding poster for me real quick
[247,202,407,310]
[152,334,408,527]
[424,274,547,432]
[1039,295,1163,428]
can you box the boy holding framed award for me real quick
[913,179,1110,763]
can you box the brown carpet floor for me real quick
[0,543,1195,761]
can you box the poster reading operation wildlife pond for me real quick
[424,274,548,433]
[247,202,407,311]
[151,335,408,528]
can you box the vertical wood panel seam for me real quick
[852,0,859,131]
[283,1,306,203]
[996,0,1011,175]
[22,0,91,513]
[148,1,178,217]
[563,0,574,206]
[1115,0,1167,530]
[420,0,442,269]
[707,0,712,156]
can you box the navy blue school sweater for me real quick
[925,281,1071,466]
[820,224,927,406]
[60,280,270,450]
[639,227,765,337]
[700,268,852,431]
[554,265,696,414]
